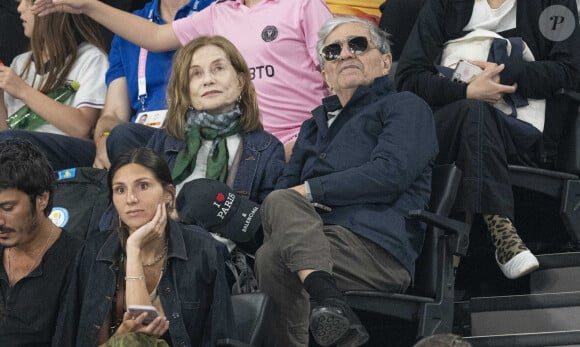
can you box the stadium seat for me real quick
[508,90,580,246]
[217,292,272,347]
[343,164,470,339]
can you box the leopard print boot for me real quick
[483,215,539,279]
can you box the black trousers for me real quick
[434,99,539,220]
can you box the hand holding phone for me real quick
[451,60,482,83]
[127,304,160,325]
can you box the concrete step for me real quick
[532,252,580,294]
[470,292,580,336]
[466,330,580,347]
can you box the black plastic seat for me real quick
[344,164,470,339]
[509,90,580,246]
[217,292,272,347]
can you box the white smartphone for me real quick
[127,304,160,325]
[451,60,482,83]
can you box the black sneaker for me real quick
[309,298,369,347]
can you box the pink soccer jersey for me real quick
[173,0,332,144]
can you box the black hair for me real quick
[0,139,56,216]
[108,147,174,198]
[108,148,175,247]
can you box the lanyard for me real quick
[137,8,156,112]
[137,4,198,112]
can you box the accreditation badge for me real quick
[135,109,167,128]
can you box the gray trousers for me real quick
[255,189,411,347]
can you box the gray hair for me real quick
[316,16,392,68]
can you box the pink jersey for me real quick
[173,0,332,144]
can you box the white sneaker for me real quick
[496,250,539,279]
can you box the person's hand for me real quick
[290,184,306,197]
[466,63,517,104]
[0,65,33,100]
[31,0,89,16]
[93,139,111,169]
[468,61,502,83]
[114,311,169,338]
[126,203,167,251]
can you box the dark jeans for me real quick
[106,122,161,161]
[255,189,410,347]
[434,99,538,220]
[0,130,95,170]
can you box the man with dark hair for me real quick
[0,139,83,346]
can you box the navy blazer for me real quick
[278,75,438,277]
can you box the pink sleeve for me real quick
[300,0,333,68]
[172,5,215,46]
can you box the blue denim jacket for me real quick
[56,220,235,347]
[147,129,285,203]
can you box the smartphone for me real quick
[451,60,482,83]
[312,202,332,212]
[127,304,160,325]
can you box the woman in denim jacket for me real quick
[96,36,284,250]
[146,35,285,205]
[57,147,234,346]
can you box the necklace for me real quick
[142,242,168,267]
[7,224,56,285]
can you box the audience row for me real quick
[0,1,579,346]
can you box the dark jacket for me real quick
[96,130,284,235]
[56,220,235,347]
[396,0,580,161]
[148,129,285,204]
[277,75,438,277]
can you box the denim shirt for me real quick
[57,220,235,347]
[147,129,285,203]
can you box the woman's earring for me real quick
[188,104,195,111]
[236,95,241,104]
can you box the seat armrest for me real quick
[409,209,470,256]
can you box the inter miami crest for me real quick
[261,25,278,42]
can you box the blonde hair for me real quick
[165,36,262,140]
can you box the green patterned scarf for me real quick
[172,106,241,184]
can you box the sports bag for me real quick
[49,167,109,240]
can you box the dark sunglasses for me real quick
[320,36,372,62]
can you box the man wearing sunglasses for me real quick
[255,16,438,347]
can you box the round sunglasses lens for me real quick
[322,43,342,61]
[349,36,369,54]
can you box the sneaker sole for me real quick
[310,307,351,346]
[496,249,540,279]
